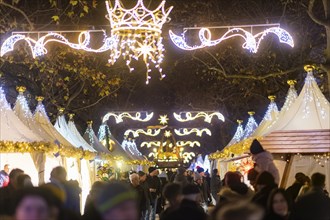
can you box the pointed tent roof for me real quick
[98,123,133,161]
[54,113,95,152]
[271,71,330,131]
[226,120,244,147]
[83,121,111,153]
[33,97,75,148]
[13,87,58,143]
[242,112,259,139]
[67,115,96,152]
[0,87,43,142]
[251,96,279,137]
[121,137,145,160]
[261,67,330,153]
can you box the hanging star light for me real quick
[158,115,169,125]
[169,24,294,52]
[0,0,173,84]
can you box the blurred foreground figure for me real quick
[162,184,208,220]
[13,187,51,220]
[160,183,183,220]
[215,202,264,220]
[265,188,292,220]
[95,181,138,220]
[0,164,10,188]
[290,173,330,220]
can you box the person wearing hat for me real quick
[251,171,278,210]
[162,184,207,220]
[95,182,138,220]
[250,139,280,184]
[146,167,161,220]
[173,168,188,187]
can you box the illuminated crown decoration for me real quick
[0,0,173,84]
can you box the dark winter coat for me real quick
[162,199,207,220]
[289,187,330,220]
[210,175,222,194]
[146,175,162,201]
[286,182,303,202]
[252,184,278,210]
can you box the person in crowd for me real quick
[0,164,10,188]
[210,169,222,204]
[138,171,151,220]
[296,175,311,199]
[95,181,138,220]
[213,201,264,220]
[50,166,81,215]
[13,187,52,220]
[250,139,280,184]
[187,170,194,183]
[285,172,306,201]
[162,184,208,220]
[265,188,292,220]
[173,167,188,186]
[83,181,104,220]
[218,171,254,205]
[290,172,330,220]
[160,183,183,220]
[130,173,147,219]
[196,167,209,205]
[16,174,33,189]
[0,168,24,216]
[194,171,207,208]
[252,171,278,210]
[146,167,161,220]
[247,167,259,191]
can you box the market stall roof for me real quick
[83,121,111,154]
[54,113,95,152]
[261,69,330,153]
[33,98,75,148]
[14,88,58,143]
[0,87,42,142]
[98,123,134,161]
[226,120,244,147]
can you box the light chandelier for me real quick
[0,0,173,84]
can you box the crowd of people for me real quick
[0,140,329,220]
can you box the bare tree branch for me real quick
[308,0,330,27]
[0,2,34,30]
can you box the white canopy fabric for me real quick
[55,115,95,152]
[271,72,330,131]
[122,138,144,160]
[0,87,42,142]
[67,119,96,152]
[98,124,133,161]
[34,100,75,148]
[83,123,111,153]
[252,98,279,137]
[14,92,57,143]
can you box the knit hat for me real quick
[250,139,265,155]
[95,182,137,214]
[196,166,204,173]
[182,184,200,195]
[148,167,157,173]
[256,171,275,186]
[138,171,146,177]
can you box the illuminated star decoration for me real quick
[169,25,294,52]
[164,130,172,138]
[0,0,173,84]
[158,115,169,125]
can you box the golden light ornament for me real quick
[105,0,173,84]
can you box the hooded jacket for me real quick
[252,151,280,184]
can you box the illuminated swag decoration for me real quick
[0,0,173,84]
[169,24,294,52]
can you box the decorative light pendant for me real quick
[0,0,173,84]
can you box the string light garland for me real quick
[173,111,225,123]
[174,128,211,137]
[0,0,173,84]
[226,120,244,146]
[242,112,258,139]
[124,128,161,138]
[169,24,294,52]
[281,80,298,113]
[102,112,154,124]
